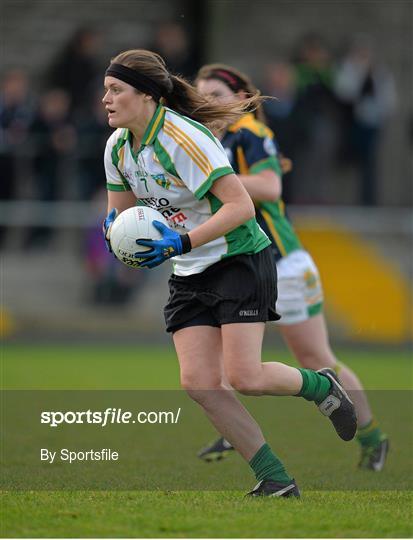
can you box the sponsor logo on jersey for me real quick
[140,197,172,209]
[152,174,171,190]
[139,198,188,227]
[122,170,133,181]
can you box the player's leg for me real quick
[173,323,299,496]
[173,323,267,461]
[277,249,388,470]
[197,248,356,464]
[221,321,356,442]
[217,248,350,413]
[221,322,302,395]
[280,315,388,470]
[280,314,373,425]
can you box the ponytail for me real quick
[109,49,264,131]
[163,74,264,131]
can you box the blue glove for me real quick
[102,208,118,252]
[135,220,192,269]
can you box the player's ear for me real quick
[236,90,247,101]
[143,94,153,101]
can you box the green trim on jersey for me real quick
[111,130,131,190]
[142,104,165,145]
[205,192,270,258]
[107,182,132,192]
[153,138,181,179]
[250,156,282,176]
[126,130,139,163]
[126,104,166,163]
[194,166,234,200]
[258,201,301,256]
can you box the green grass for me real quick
[1,344,412,538]
[2,344,412,389]
[2,491,412,538]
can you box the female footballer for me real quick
[102,49,357,498]
[195,64,388,471]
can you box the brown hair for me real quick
[196,63,294,174]
[195,63,267,124]
[109,49,265,131]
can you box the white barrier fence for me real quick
[0,201,412,234]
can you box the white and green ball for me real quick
[110,206,167,268]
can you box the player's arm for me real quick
[103,134,138,250]
[103,191,137,252]
[134,173,255,268]
[188,173,255,249]
[107,190,136,215]
[238,169,282,202]
[237,128,283,202]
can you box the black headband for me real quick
[208,69,245,93]
[105,63,162,101]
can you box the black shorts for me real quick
[164,246,280,333]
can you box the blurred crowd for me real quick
[262,33,397,206]
[0,25,398,302]
[1,26,398,210]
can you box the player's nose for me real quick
[102,90,111,104]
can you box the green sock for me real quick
[357,419,383,448]
[296,368,332,403]
[249,443,292,484]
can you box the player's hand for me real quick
[280,155,293,174]
[135,220,191,269]
[102,208,118,252]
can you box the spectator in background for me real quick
[75,90,112,200]
[150,21,199,79]
[263,60,298,203]
[47,26,102,117]
[334,35,397,206]
[288,33,341,204]
[25,88,77,248]
[0,69,33,247]
[263,61,297,156]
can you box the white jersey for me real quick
[104,104,270,276]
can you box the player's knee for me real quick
[184,387,209,405]
[226,373,263,396]
[183,385,225,409]
[297,351,336,370]
[180,374,222,395]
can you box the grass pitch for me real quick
[1,344,412,538]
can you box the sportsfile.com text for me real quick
[40,407,181,427]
